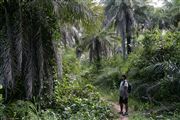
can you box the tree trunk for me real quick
[95,38,101,69]
[120,26,126,60]
[24,36,34,100]
[52,41,63,80]
[127,33,131,54]
[16,0,23,73]
[89,46,93,63]
[36,28,44,98]
[3,0,14,102]
[1,0,58,103]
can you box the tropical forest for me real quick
[0,0,180,119]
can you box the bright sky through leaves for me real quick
[149,0,165,8]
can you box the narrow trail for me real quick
[111,102,129,120]
[101,97,132,120]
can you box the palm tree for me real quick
[0,0,94,103]
[104,0,135,59]
[59,1,103,59]
[81,31,117,68]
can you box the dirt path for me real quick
[112,102,129,120]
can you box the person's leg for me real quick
[119,96,123,114]
[124,98,128,116]
[125,103,128,113]
[120,103,123,112]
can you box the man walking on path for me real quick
[119,75,129,116]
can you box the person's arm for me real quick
[119,81,122,94]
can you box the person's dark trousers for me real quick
[119,96,128,114]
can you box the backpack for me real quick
[123,81,132,93]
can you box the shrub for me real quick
[55,79,114,119]
[53,48,115,120]
[3,100,39,119]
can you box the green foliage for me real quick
[62,49,81,75]
[127,30,179,73]
[92,48,143,90]
[91,55,123,90]
[0,0,180,119]
[1,101,38,119]
[124,30,180,101]
[53,49,115,119]
[92,29,180,119]
[0,103,5,119]
[55,80,114,119]
[0,47,115,120]
[40,109,59,120]
[129,113,153,120]
[95,67,120,89]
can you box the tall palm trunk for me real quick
[1,0,57,102]
[36,27,44,97]
[126,21,132,54]
[53,41,63,80]
[24,37,34,100]
[127,33,132,54]
[95,38,101,68]
[104,0,134,59]
[126,7,133,55]
[3,0,15,102]
[16,0,23,73]
[120,19,127,60]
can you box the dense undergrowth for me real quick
[0,49,115,120]
[91,29,180,119]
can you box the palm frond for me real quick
[52,0,94,23]
[60,24,81,48]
